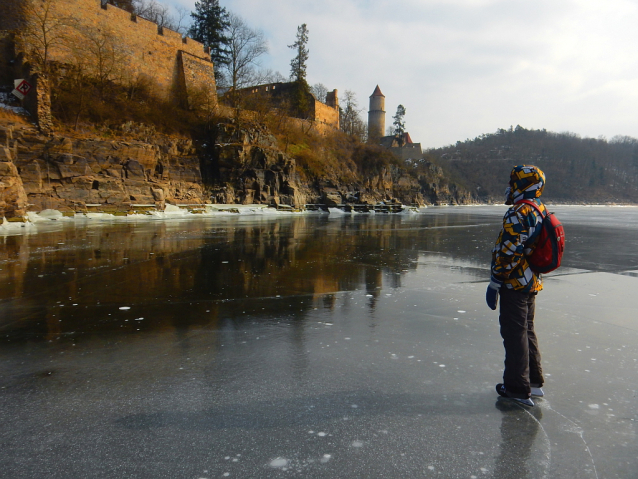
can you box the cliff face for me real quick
[203,122,308,207]
[0,122,206,216]
[0,119,473,218]
[203,122,470,207]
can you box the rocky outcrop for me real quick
[204,121,309,207]
[0,122,208,215]
[0,125,28,218]
[0,119,475,218]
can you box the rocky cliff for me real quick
[0,117,474,219]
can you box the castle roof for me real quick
[370,85,384,97]
[403,132,413,144]
[380,132,415,148]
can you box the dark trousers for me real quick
[499,288,544,398]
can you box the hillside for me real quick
[426,125,638,204]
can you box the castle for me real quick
[0,0,217,128]
[234,82,340,130]
[0,0,341,132]
[367,85,422,160]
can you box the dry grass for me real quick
[0,107,31,126]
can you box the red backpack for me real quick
[519,200,565,274]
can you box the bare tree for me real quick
[257,69,286,84]
[340,90,366,141]
[220,14,268,92]
[171,6,192,36]
[133,0,186,33]
[310,83,328,103]
[71,25,127,95]
[20,0,74,73]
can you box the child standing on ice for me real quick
[486,165,547,407]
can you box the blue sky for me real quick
[170,0,638,148]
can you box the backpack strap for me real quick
[518,200,546,250]
[518,199,546,219]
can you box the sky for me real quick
[169,0,638,149]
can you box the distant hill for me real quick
[423,125,638,204]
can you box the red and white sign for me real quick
[12,79,32,100]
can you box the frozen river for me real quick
[0,206,636,478]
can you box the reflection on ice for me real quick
[0,207,636,478]
[2,203,432,235]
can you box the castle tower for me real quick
[367,85,385,143]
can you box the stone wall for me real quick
[237,82,340,130]
[313,98,339,130]
[1,0,216,121]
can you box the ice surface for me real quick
[0,206,636,478]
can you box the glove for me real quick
[486,276,503,310]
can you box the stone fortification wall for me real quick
[238,83,340,130]
[1,0,216,120]
[313,100,339,129]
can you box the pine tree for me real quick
[288,24,309,83]
[287,24,311,118]
[188,0,230,76]
[393,104,406,145]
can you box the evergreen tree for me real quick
[287,24,311,119]
[288,24,309,83]
[188,0,230,77]
[393,104,406,145]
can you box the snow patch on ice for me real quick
[328,208,349,215]
[269,458,288,468]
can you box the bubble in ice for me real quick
[320,454,332,463]
[317,432,327,437]
[270,458,288,468]
[352,440,364,448]
[589,404,600,409]
[119,306,131,310]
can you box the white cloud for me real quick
[171,0,638,147]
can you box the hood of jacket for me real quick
[506,165,545,204]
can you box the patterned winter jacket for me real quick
[491,165,547,293]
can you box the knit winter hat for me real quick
[508,165,545,204]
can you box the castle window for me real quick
[265,87,269,91]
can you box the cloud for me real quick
[172,0,638,147]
